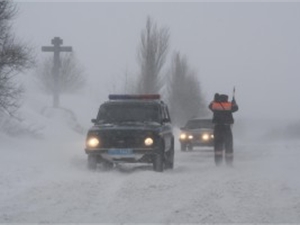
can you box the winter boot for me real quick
[225,153,234,167]
[214,151,223,166]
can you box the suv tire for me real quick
[102,160,114,170]
[153,141,164,172]
[153,153,164,172]
[165,139,174,169]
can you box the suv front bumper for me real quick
[85,148,158,163]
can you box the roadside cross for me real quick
[42,37,72,108]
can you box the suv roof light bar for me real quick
[108,94,161,100]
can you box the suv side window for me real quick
[166,105,171,122]
[161,104,171,123]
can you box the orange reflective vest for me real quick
[210,102,233,111]
[208,101,238,124]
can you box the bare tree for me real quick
[0,0,33,117]
[136,16,169,94]
[167,52,208,127]
[35,53,86,96]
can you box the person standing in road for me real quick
[209,93,238,166]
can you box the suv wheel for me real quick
[87,155,97,170]
[188,144,193,151]
[165,139,174,169]
[153,153,164,172]
[102,160,114,170]
[153,141,164,172]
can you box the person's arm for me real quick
[208,101,214,111]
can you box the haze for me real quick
[14,1,300,121]
[2,1,300,223]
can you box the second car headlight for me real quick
[202,133,210,140]
[87,137,100,148]
[180,133,187,140]
[180,133,193,140]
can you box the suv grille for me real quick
[99,130,152,148]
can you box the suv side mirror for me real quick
[91,119,97,123]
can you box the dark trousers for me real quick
[213,124,233,165]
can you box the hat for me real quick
[214,93,220,101]
[219,94,228,102]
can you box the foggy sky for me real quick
[13,1,300,121]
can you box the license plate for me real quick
[108,149,133,155]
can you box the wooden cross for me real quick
[42,37,72,108]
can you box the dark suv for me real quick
[85,95,174,172]
[179,118,214,151]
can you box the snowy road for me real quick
[1,131,300,224]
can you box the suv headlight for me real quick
[87,137,100,148]
[144,137,154,146]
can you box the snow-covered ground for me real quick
[1,93,300,224]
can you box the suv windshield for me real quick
[185,119,213,129]
[97,102,160,124]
